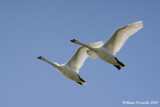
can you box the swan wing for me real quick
[103,21,143,55]
[86,41,104,59]
[66,41,104,73]
[86,50,98,60]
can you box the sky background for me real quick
[0,0,160,107]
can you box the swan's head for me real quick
[70,39,77,42]
[70,39,80,44]
[37,56,45,60]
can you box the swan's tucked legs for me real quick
[115,57,125,67]
[114,65,121,70]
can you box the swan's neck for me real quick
[76,41,95,51]
[41,58,60,69]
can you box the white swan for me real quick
[37,41,103,85]
[70,21,143,70]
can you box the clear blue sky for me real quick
[0,0,160,107]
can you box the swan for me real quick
[37,41,103,85]
[70,21,143,70]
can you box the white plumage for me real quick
[71,21,143,70]
[37,41,103,85]
[104,21,143,55]
[66,41,103,73]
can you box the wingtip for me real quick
[129,21,143,29]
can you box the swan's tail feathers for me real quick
[86,50,98,60]
[114,65,121,70]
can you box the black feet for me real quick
[78,75,86,83]
[76,82,83,85]
[114,65,121,70]
[115,57,125,67]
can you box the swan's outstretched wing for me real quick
[103,21,143,55]
[66,41,104,73]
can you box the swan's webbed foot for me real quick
[114,65,121,70]
[78,75,86,82]
[76,82,83,85]
[115,57,125,67]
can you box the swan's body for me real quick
[37,41,103,85]
[71,21,143,70]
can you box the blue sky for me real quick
[0,0,160,107]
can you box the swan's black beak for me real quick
[70,39,76,42]
[37,56,42,59]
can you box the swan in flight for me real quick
[70,21,143,70]
[37,41,103,85]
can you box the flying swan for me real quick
[70,21,143,70]
[37,41,103,85]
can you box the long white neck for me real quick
[76,41,95,51]
[41,58,60,69]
